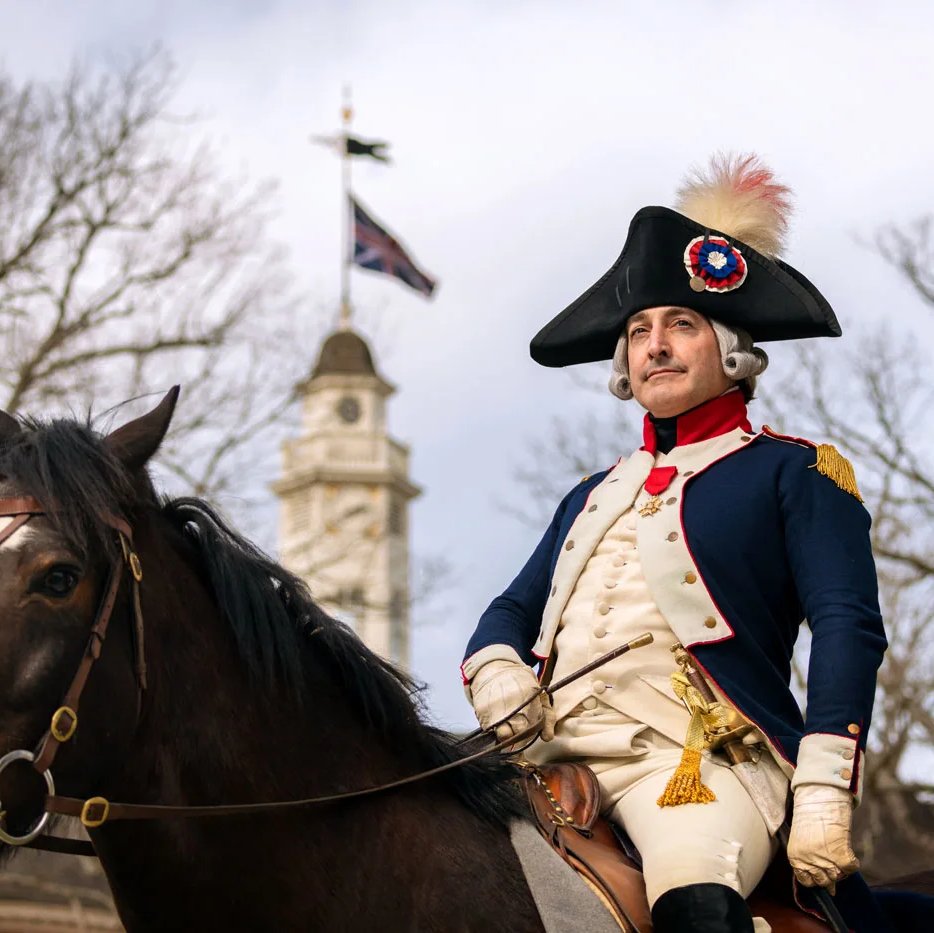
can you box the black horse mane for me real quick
[162,497,527,826]
[0,418,525,826]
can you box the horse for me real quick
[0,388,541,931]
[0,389,930,932]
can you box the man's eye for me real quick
[40,567,80,598]
[673,319,693,328]
[629,327,647,338]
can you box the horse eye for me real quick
[40,567,80,598]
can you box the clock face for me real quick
[337,395,361,424]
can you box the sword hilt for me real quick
[671,643,753,763]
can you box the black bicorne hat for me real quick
[530,204,841,368]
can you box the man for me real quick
[463,155,889,932]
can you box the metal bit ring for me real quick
[0,749,55,845]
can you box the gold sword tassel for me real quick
[657,672,717,806]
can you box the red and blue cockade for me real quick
[683,235,748,292]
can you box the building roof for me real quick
[311,329,378,379]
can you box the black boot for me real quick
[651,883,755,932]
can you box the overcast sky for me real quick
[5,1,934,728]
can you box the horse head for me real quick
[0,388,178,853]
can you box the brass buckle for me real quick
[128,552,143,582]
[80,796,110,828]
[50,706,78,742]
[119,535,143,582]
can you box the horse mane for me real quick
[0,417,137,561]
[161,496,527,826]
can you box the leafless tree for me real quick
[0,51,310,522]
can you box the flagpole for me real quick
[340,85,353,329]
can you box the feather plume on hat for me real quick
[674,154,792,259]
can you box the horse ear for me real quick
[0,409,21,442]
[105,386,181,472]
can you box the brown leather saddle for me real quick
[523,762,830,932]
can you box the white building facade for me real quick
[273,328,420,666]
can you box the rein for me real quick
[0,496,650,859]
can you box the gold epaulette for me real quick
[811,444,864,502]
[761,426,863,503]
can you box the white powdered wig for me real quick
[675,153,792,259]
[608,318,769,402]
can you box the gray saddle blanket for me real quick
[509,819,622,933]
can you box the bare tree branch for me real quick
[0,52,310,530]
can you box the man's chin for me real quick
[636,384,693,418]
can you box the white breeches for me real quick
[526,703,779,909]
[610,752,776,907]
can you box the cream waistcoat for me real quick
[532,426,757,660]
[550,499,690,744]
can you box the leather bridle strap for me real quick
[31,560,126,774]
[44,722,546,827]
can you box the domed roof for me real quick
[311,328,377,378]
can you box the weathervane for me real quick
[310,87,436,330]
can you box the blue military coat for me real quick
[465,392,887,794]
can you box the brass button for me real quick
[667,532,679,542]
[666,497,677,505]
[588,504,598,512]
[842,749,854,760]
[683,572,697,584]
[551,585,558,596]
[582,697,598,710]
[593,680,607,694]
[703,617,717,629]
[565,540,575,551]
[840,768,853,781]
[593,625,607,638]
[689,275,707,292]
[741,435,752,442]
[684,470,694,477]
[598,604,611,615]
[847,723,860,735]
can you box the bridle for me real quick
[0,495,146,852]
[0,495,650,859]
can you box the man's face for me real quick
[626,306,733,418]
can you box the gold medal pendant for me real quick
[638,495,663,517]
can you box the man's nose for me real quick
[646,328,671,358]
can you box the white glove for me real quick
[469,659,555,744]
[787,783,859,894]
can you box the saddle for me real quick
[523,762,829,932]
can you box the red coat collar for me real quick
[641,390,753,454]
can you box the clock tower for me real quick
[273,328,421,666]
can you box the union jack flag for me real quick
[350,197,436,298]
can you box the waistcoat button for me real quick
[704,617,717,628]
[683,572,697,584]
[565,540,575,551]
[667,532,679,542]
[593,625,607,638]
[588,504,598,512]
[840,768,853,781]
[598,603,611,615]
[593,680,607,694]
[582,697,598,710]
[666,497,677,505]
